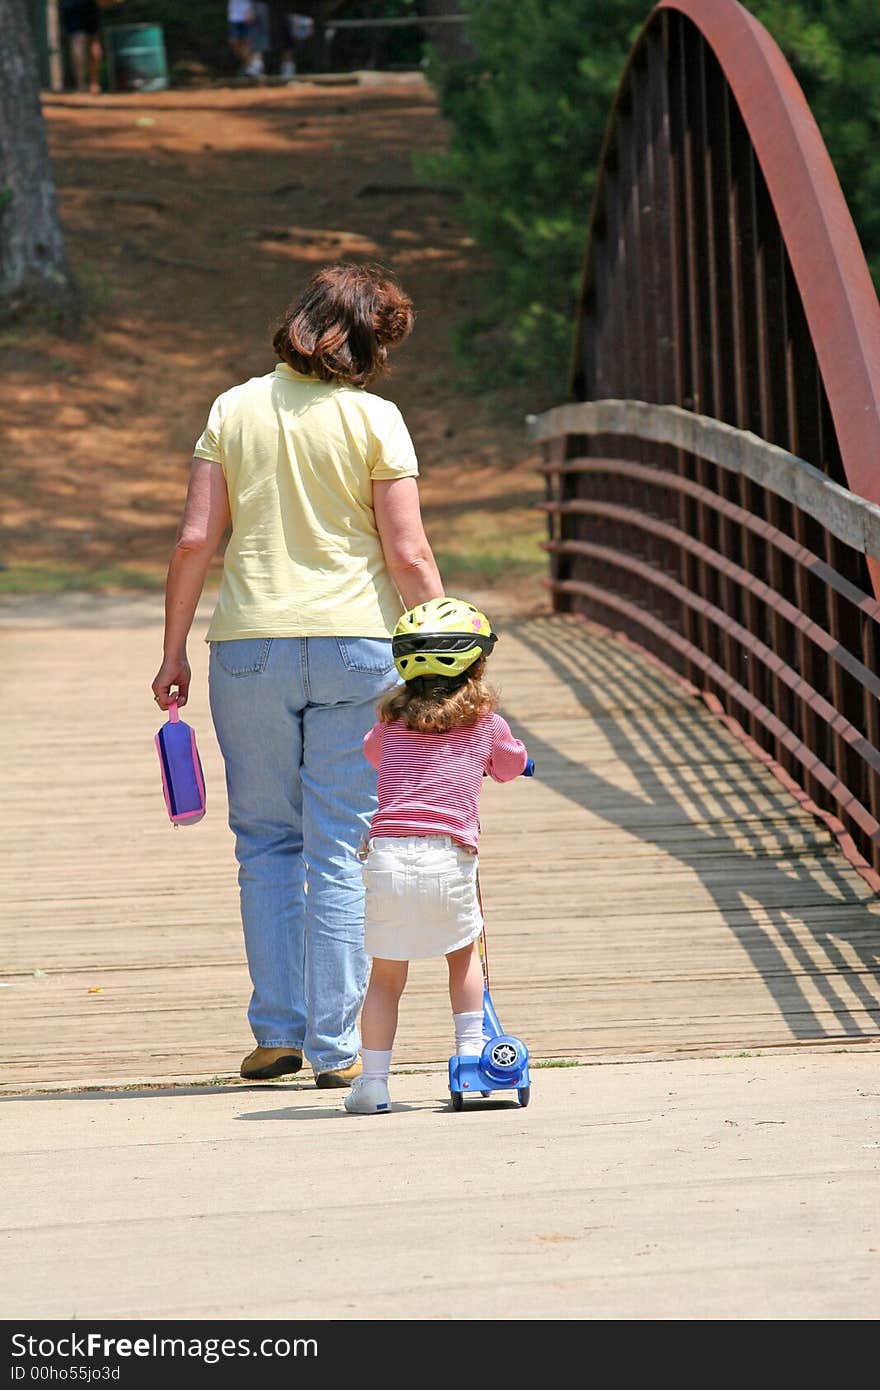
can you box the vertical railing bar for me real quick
[644,25,680,649]
[701,38,730,706]
[781,246,823,810]
[629,54,652,406]
[603,115,628,638]
[719,79,755,739]
[544,436,565,609]
[750,146,789,757]
[647,14,689,672]
[614,93,638,628]
[618,71,645,615]
[700,44,724,421]
[863,617,880,874]
[676,14,706,686]
[691,33,717,685]
[680,19,703,419]
[661,12,696,685]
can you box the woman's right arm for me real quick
[373,476,444,608]
[151,458,231,710]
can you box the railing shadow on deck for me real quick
[502,614,880,1045]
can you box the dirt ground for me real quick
[0,73,550,621]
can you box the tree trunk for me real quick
[0,0,77,321]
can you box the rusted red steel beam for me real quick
[537,456,880,622]
[547,536,880,790]
[544,508,880,700]
[548,568,880,853]
[654,0,880,593]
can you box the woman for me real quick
[151,262,444,1088]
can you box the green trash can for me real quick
[105,23,169,92]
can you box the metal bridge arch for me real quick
[530,0,880,881]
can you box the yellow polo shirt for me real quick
[193,364,419,640]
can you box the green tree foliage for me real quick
[755,2,880,287]
[422,0,646,388]
[423,0,880,393]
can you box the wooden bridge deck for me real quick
[2,596,879,1092]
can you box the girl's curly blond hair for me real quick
[378,657,498,733]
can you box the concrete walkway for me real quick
[2,594,879,1323]
[4,1053,880,1322]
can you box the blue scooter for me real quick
[448,759,534,1111]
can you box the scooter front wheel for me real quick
[481,1034,528,1083]
[518,1086,530,1107]
[450,1090,464,1112]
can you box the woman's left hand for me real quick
[152,655,191,711]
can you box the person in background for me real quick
[245,1,270,77]
[265,3,314,79]
[151,262,444,1090]
[286,10,316,76]
[227,0,256,76]
[60,0,103,93]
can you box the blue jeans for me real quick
[208,636,396,1074]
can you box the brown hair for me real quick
[272,262,414,387]
[378,658,498,734]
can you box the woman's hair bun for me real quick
[274,262,414,386]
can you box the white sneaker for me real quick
[280,60,296,79]
[344,1076,391,1114]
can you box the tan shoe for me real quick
[240,1046,303,1080]
[314,1057,363,1089]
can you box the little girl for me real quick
[345,596,529,1115]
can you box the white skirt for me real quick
[362,834,483,961]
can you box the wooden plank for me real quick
[1,600,878,1091]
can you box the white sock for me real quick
[361,1048,392,1081]
[453,1011,484,1055]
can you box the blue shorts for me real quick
[61,1,100,36]
[228,21,251,41]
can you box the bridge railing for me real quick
[527,398,880,881]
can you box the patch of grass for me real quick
[432,548,545,590]
[425,490,546,595]
[0,563,165,595]
[533,1058,582,1069]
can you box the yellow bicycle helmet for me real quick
[392,597,497,681]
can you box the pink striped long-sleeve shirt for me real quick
[363,711,528,852]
